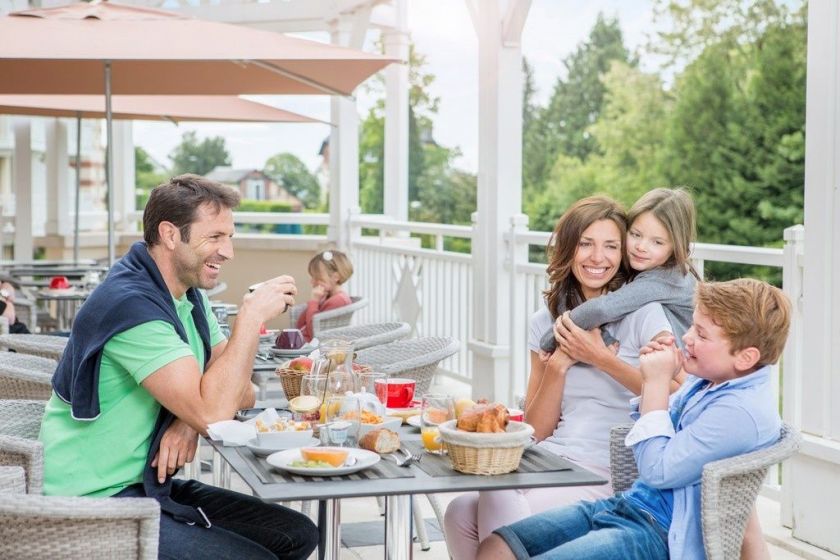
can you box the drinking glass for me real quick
[298,374,328,423]
[420,394,455,455]
[324,395,361,447]
[357,372,388,408]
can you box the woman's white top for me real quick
[528,302,671,468]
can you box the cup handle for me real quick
[401,386,413,404]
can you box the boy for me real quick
[478,278,790,560]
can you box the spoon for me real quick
[343,455,358,467]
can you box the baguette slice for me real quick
[358,428,401,454]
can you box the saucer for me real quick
[269,343,316,358]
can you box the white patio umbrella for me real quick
[0,93,324,263]
[0,1,393,264]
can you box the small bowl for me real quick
[256,428,315,448]
[357,416,402,438]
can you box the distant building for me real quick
[206,167,302,210]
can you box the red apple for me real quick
[289,357,313,372]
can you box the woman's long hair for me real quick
[543,196,628,319]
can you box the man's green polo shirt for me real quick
[39,292,225,497]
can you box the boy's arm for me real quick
[629,400,762,489]
[568,270,684,330]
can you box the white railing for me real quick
[347,215,474,384]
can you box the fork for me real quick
[399,447,421,466]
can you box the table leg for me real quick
[385,495,412,560]
[318,499,341,560]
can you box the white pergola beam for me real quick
[791,0,840,554]
[383,0,408,222]
[468,0,530,400]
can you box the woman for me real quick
[443,196,674,560]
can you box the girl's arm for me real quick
[525,350,573,441]
[568,269,691,330]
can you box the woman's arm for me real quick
[525,350,573,441]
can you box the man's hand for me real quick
[553,311,609,366]
[242,275,297,322]
[151,418,198,484]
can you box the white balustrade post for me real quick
[44,118,71,240]
[383,0,409,223]
[781,224,804,527]
[466,0,531,401]
[12,119,33,262]
[793,0,840,552]
[508,213,530,404]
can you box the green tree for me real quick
[541,14,632,163]
[169,131,231,176]
[134,146,167,209]
[263,152,320,209]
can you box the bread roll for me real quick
[358,428,401,454]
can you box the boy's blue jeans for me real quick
[494,495,669,560]
[116,479,319,559]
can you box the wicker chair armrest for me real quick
[701,423,801,560]
[0,495,160,559]
[311,296,368,335]
[0,317,8,336]
[609,424,638,493]
[376,338,460,374]
[0,435,43,494]
[0,466,26,494]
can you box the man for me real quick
[39,174,319,559]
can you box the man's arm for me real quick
[142,276,295,435]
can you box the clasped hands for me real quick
[638,334,684,384]
[540,312,617,368]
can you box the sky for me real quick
[133,0,658,175]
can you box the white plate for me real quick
[259,330,279,343]
[269,343,316,358]
[406,415,422,429]
[266,447,380,476]
[247,437,320,457]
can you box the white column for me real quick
[44,118,71,237]
[113,121,137,232]
[328,10,370,249]
[466,0,531,400]
[382,0,409,222]
[790,0,840,553]
[13,119,33,262]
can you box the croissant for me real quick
[456,403,510,433]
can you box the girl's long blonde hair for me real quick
[544,196,628,319]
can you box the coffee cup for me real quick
[49,276,71,290]
[276,328,304,350]
[382,378,416,409]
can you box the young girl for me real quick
[540,187,699,354]
[295,249,353,342]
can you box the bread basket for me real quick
[438,419,534,475]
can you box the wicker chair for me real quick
[0,353,57,400]
[319,322,411,351]
[0,465,26,494]
[0,493,160,559]
[355,336,460,394]
[0,434,43,494]
[609,422,801,560]
[0,334,68,361]
[0,399,47,441]
[289,296,368,338]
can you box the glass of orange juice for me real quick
[420,394,454,455]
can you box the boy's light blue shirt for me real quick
[624,367,782,560]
